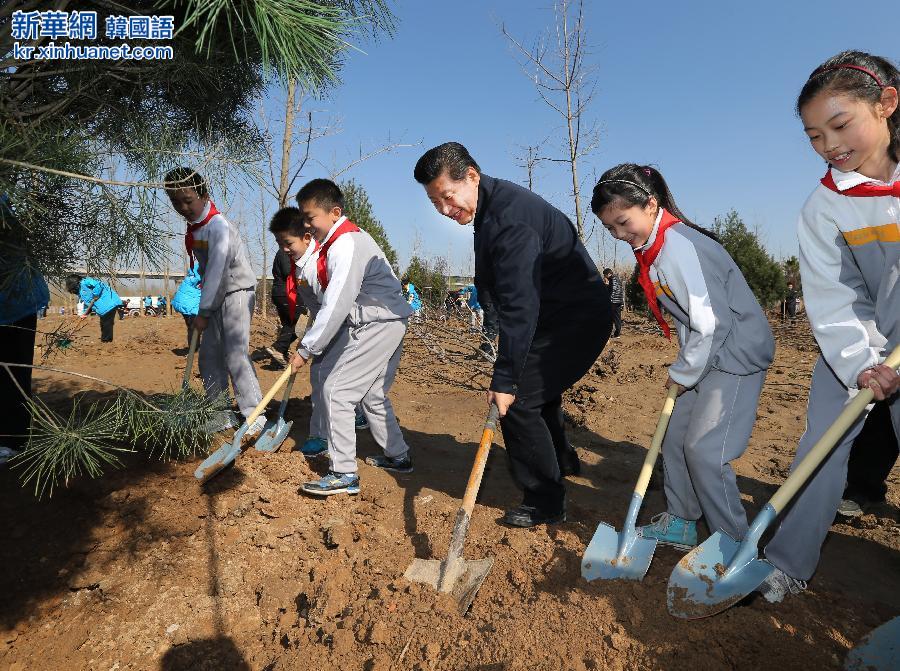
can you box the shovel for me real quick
[668,345,900,619]
[183,328,200,389]
[194,367,293,484]
[845,616,900,671]
[404,404,500,614]
[582,385,678,581]
[253,372,297,452]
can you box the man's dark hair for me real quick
[268,207,307,236]
[602,268,613,276]
[164,166,208,198]
[64,274,83,294]
[296,178,344,211]
[413,142,480,184]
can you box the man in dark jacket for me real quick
[603,268,624,338]
[414,142,612,527]
[266,248,304,367]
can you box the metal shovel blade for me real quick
[667,530,773,619]
[254,418,293,452]
[194,425,247,484]
[845,616,900,671]
[582,522,657,582]
[404,556,495,615]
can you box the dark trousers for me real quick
[611,303,623,336]
[99,309,116,342]
[845,400,898,503]
[499,310,612,513]
[1,313,37,450]
[272,300,299,355]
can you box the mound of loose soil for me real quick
[1,314,897,670]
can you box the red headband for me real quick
[817,64,884,88]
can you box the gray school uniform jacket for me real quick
[644,211,774,388]
[297,217,412,359]
[190,201,257,317]
[798,165,900,388]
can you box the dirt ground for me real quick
[1,313,898,671]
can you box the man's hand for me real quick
[193,315,208,333]
[487,390,516,418]
[858,364,900,401]
[79,313,88,320]
[291,352,308,372]
[665,376,685,397]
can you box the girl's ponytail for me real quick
[591,164,718,242]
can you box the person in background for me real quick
[65,274,123,343]
[266,248,305,368]
[0,195,49,466]
[783,281,800,321]
[836,399,898,518]
[401,277,423,319]
[603,268,625,338]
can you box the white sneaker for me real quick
[204,410,239,434]
[0,446,20,466]
[246,415,267,438]
[758,566,807,603]
[836,498,863,518]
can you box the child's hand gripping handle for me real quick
[634,385,679,498]
[769,345,900,514]
[244,367,294,428]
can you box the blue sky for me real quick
[237,0,897,276]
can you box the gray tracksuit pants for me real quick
[766,357,900,580]
[315,318,409,474]
[663,368,766,541]
[309,357,327,439]
[198,289,263,419]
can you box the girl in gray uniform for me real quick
[762,51,900,603]
[591,164,774,552]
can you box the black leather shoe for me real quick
[558,449,581,477]
[501,505,566,528]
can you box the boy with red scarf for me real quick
[165,167,264,434]
[591,163,774,552]
[289,179,413,496]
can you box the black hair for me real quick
[590,164,718,242]
[413,142,481,184]
[268,206,308,236]
[797,51,900,162]
[163,167,208,198]
[64,274,83,294]
[296,178,344,211]
[602,268,613,276]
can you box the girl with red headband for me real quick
[591,165,774,555]
[762,51,900,602]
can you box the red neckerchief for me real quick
[634,208,680,339]
[316,219,360,291]
[184,201,220,263]
[285,253,298,321]
[821,169,900,197]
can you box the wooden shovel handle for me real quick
[182,328,200,389]
[633,385,679,498]
[460,404,501,516]
[770,345,900,514]
[244,367,293,427]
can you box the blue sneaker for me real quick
[299,436,328,457]
[301,471,360,496]
[355,408,369,430]
[638,512,697,550]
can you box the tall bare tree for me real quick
[502,0,600,240]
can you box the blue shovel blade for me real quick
[254,418,293,452]
[582,522,657,581]
[845,616,900,671]
[667,531,774,619]
[194,434,243,483]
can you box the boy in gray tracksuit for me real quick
[288,179,413,496]
[636,210,775,549]
[165,167,264,433]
